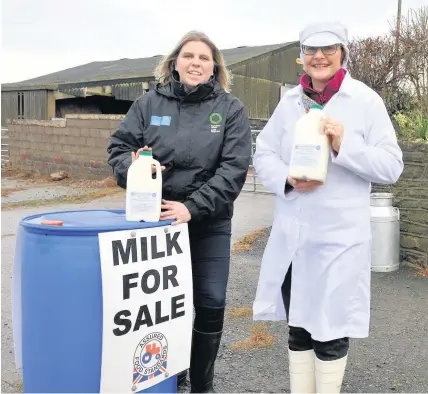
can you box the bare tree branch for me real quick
[348,5,428,115]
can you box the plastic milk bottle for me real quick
[288,103,329,182]
[126,150,162,222]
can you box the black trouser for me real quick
[281,264,349,361]
[188,218,231,312]
[184,218,231,391]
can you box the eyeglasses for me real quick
[302,44,341,56]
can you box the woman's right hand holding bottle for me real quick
[132,146,166,173]
[287,176,323,192]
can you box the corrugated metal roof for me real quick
[4,42,295,88]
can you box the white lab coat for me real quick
[252,73,404,342]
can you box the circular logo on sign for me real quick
[209,112,222,125]
[316,145,320,150]
[133,332,168,377]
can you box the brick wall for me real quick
[7,115,124,179]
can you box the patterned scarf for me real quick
[300,68,347,112]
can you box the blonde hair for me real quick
[153,30,231,92]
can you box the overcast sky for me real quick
[1,0,427,83]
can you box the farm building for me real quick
[1,41,301,126]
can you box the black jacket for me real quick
[107,78,252,221]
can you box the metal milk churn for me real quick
[370,192,400,272]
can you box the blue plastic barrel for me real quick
[14,209,178,393]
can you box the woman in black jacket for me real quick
[107,30,252,393]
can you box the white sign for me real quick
[98,223,193,393]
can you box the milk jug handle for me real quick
[151,159,161,180]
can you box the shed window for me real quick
[18,92,24,119]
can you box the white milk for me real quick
[126,151,162,222]
[289,104,329,182]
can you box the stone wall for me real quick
[6,116,428,267]
[7,116,268,179]
[373,142,428,268]
[249,119,268,130]
[7,115,124,179]
[250,121,428,267]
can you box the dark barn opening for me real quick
[55,96,133,118]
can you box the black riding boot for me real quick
[190,329,222,393]
[189,306,225,393]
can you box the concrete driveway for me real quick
[1,176,275,393]
[2,176,427,393]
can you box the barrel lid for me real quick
[20,210,173,234]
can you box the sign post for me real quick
[98,223,193,393]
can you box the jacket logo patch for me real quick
[150,116,171,126]
[209,112,223,133]
[209,112,222,125]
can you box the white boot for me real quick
[288,348,316,393]
[315,355,348,393]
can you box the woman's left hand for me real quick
[160,200,191,225]
[323,117,344,153]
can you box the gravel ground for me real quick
[1,180,23,189]
[2,184,86,204]
[2,181,426,393]
[178,229,428,393]
[1,179,96,205]
[1,183,275,394]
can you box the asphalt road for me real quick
[1,186,275,393]
[2,184,427,393]
[201,230,428,393]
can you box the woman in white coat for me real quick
[253,21,404,393]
